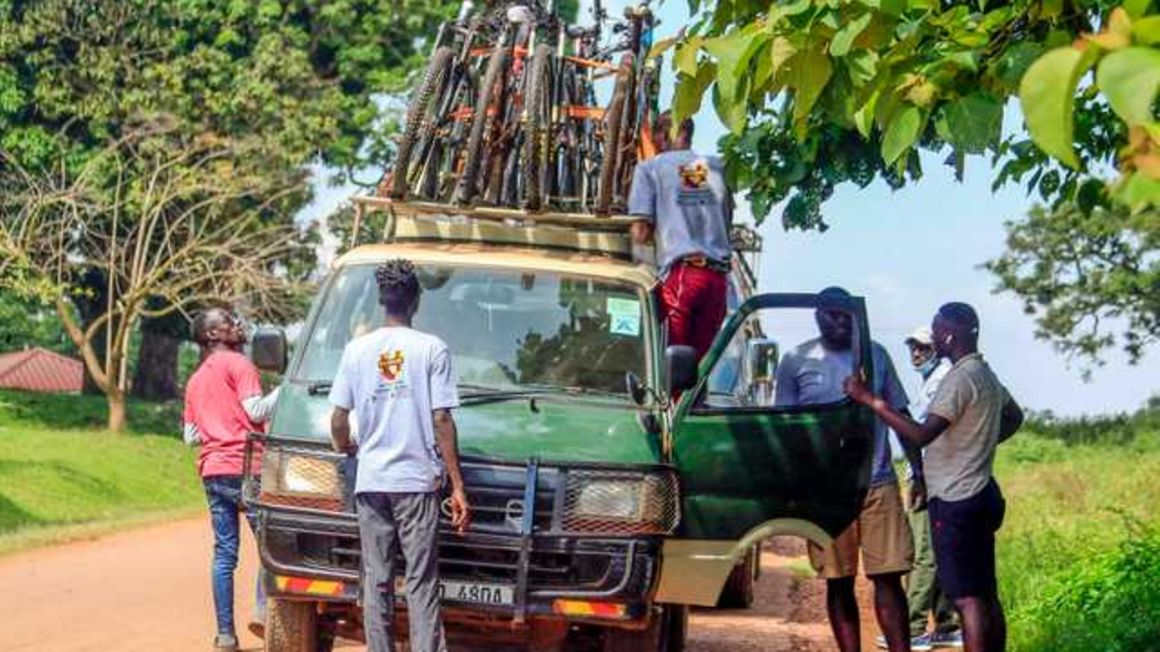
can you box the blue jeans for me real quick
[204,476,266,636]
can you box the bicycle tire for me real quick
[456,45,509,206]
[521,43,553,211]
[596,63,630,216]
[390,46,455,199]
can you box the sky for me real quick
[298,0,1159,417]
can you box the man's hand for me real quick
[843,374,875,405]
[449,486,471,534]
[909,476,928,512]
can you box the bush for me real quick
[1010,527,1160,652]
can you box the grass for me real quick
[993,427,1160,651]
[0,388,202,555]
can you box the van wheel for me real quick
[265,598,317,652]
[603,604,688,652]
[716,545,757,609]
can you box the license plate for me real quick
[394,577,515,606]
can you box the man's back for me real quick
[330,326,459,494]
[627,149,732,272]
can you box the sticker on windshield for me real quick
[606,297,641,336]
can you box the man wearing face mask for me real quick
[774,287,918,652]
[845,303,1024,652]
[889,327,961,650]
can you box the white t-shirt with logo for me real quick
[329,326,460,494]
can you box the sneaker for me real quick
[875,633,933,651]
[932,629,964,648]
[213,633,239,652]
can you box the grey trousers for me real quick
[356,491,447,652]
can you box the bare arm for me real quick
[999,396,1024,443]
[434,408,471,533]
[845,375,951,448]
[630,220,654,245]
[330,407,356,454]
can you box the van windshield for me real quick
[294,263,647,396]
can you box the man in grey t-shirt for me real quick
[845,302,1023,652]
[330,259,471,652]
[627,112,733,360]
[775,286,916,652]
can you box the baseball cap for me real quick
[905,326,933,346]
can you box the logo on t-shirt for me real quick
[378,350,406,383]
[678,160,710,189]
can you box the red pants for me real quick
[659,263,728,360]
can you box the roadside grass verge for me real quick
[0,389,202,556]
[995,430,1160,651]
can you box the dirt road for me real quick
[1,519,847,651]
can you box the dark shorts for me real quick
[929,479,1006,600]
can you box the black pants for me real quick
[929,479,1006,599]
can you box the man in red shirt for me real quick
[183,307,279,652]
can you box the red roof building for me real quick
[0,347,84,394]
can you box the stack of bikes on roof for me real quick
[381,0,659,215]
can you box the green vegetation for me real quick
[995,403,1160,651]
[0,389,199,555]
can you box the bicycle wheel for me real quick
[596,61,630,216]
[390,46,455,199]
[521,43,553,211]
[455,44,509,206]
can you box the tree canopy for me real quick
[663,0,1158,365]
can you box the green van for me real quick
[244,200,875,651]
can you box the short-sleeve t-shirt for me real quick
[925,353,1011,502]
[328,326,460,494]
[183,350,265,478]
[627,149,732,274]
[774,338,909,487]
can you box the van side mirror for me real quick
[666,345,698,395]
[251,327,288,374]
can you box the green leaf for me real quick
[847,50,879,86]
[1134,16,1160,45]
[1116,172,1160,213]
[674,38,703,77]
[881,106,922,164]
[648,36,679,60]
[713,77,749,134]
[770,36,798,77]
[1019,46,1097,169]
[1097,48,1160,126]
[855,89,881,138]
[785,48,833,129]
[830,13,872,57]
[704,26,769,110]
[672,63,717,126]
[942,93,1003,154]
[1123,0,1153,19]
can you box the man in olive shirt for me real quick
[844,303,1023,652]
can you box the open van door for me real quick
[656,292,876,605]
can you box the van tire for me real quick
[265,598,317,652]
[716,545,757,609]
[603,604,687,652]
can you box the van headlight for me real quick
[562,470,679,535]
[260,448,344,511]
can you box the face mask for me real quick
[916,356,940,376]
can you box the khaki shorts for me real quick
[808,482,914,579]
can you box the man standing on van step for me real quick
[183,307,280,652]
[628,111,734,361]
[774,286,918,652]
[329,259,471,652]
[845,303,1024,652]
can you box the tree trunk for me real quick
[107,390,126,432]
[74,270,110,396]
[132,327,181,400]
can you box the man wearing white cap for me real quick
[896,327,960,650]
